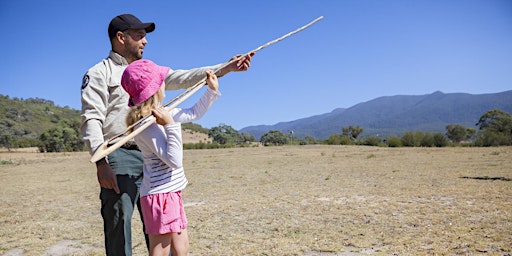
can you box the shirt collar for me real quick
[109,51,129,66]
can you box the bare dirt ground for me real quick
[0,145,510,255]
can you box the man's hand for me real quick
[96,158,120,194]
[231,52,255,72]
[218,52,255,76]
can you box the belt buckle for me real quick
[124,141,136,148]
[123,141,139,150]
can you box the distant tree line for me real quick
[1,105,511,152]
[255,109,512,148]
[0,94,56,106]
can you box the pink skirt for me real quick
[140,191,188,234]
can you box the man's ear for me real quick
[116,31,126,45]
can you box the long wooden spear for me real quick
[90,16,324,163]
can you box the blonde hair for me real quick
[126,88,165,132]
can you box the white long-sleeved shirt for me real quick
[135,88,220,197]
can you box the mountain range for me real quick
[240,90,512,140]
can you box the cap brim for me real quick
[131,22,155,33]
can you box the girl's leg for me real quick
[170,229,189,256]
[148,234,172,256]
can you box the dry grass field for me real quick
[0,145,511,255]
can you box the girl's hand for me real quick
[152,107,174,126]
[206,70,218,91]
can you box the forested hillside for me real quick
[241,90,512,140]
[0,94,81,150]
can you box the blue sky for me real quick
[1,0,511,129]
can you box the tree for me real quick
[446,124,474,143]
[209,125,238,145]
[341,127,350,137]
[341,125,364,140]
[0,134,13,151]
[304,135,316,145]
[475,109,512,146]
[39,119,84,152]
[40,127,65,152]
[348,125,364,140]
[208,124,254,146]
[240,132,256,144]
[260,130,288,146]
[476,109,512,132]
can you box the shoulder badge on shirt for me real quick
[81,75,90,90]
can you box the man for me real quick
[80,14,253,255]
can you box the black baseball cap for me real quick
[108,14,155,39]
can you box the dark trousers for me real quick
[100,147,149,256]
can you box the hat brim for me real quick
[131,22,155,33]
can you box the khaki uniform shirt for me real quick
[80,51,221,156]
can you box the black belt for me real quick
[108,142,140,151]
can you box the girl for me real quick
[122,59,220,256]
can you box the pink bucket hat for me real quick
[121,59,170,107]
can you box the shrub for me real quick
[475,132,510,147]
[362,136,381,146]
[401,131,424,147]
[386,136,402,147]
[432,133,448,147]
